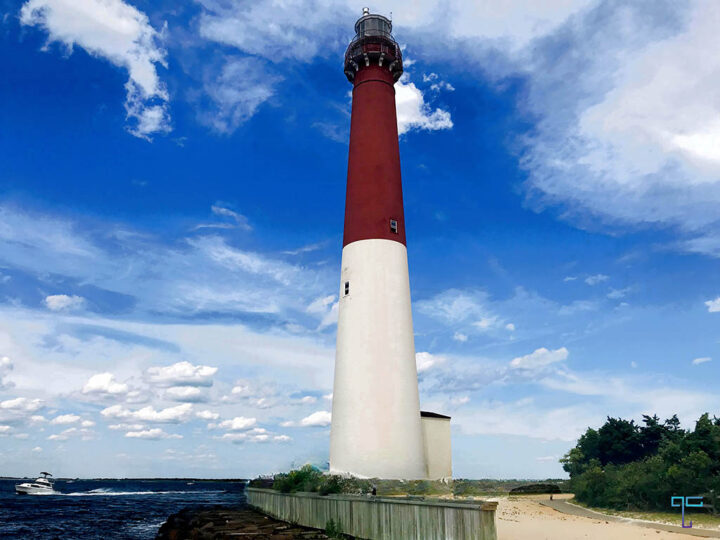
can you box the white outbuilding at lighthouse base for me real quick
[421,411,452,481]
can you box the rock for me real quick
[156,505,342,539]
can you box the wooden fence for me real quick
[247,487,497,540]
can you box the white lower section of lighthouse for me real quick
[329,238,427,479]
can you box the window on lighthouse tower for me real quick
[344,281,350,296]
[390,219,398,234]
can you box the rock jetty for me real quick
[155,505,336,539]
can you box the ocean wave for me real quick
[63,488,226,497]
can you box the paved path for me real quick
[539,499,720,538]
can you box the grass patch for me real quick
[572,500,720,529]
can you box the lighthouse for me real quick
[329,9,450,480]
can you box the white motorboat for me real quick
[15,472,56,495]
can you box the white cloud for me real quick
[416,289,518,338]
[439,0,594,46]
[48,426,93,441]
[211,205,249,227]
[0,425,11,434]
[217,416,257,431]
[416,351,445,373]
[196,2,455,136]
[692,357,711,365]
[473,316,498,330]
[217,428,272,443]
[219,431,270,443]
[319,302,339,329]
[51,414,80,425]
[299,396,316,404]
[48,428,76,440]
[537,370,720,432]
[199,57,279,134]
[165,386,206,402]
[196,410,219,420]
[146,361,217,387]
[424,72,455,92]
[81,420,95,427]
[32,446,42,452]
[101,403,193,423]
[230,383,253,396]
[44,294,85,311]
[453,396,470,406]
[82,373,128,395]
[194,205,252,232]
[510,347,569,370]
[607,287,631,300]
[186,235,308,288]
[274,434,291,442]
[299,410,331,427]
[0,206,100,279]
[0,205,332,322]
[125,428,182,440]
[705,297,720,312]
[417,289,493,324]
[218,432,247,442]
[584,274,609,286]
[196,0,591,64]
[453,332,468,342]
[228,380,285,410]
[1,397,43,412]
[196,0,346,62]
[0,356,13,389]
[20,0,170,139]
[108,423,145,431]
[306,295,335,314]
[453,397,596,441]
[395,75,453,136]
[519,1,720,254]
[307,295,338,329]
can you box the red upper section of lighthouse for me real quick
[342,10,406,248]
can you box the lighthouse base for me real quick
[330,238,427,480]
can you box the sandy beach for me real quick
[496,494,718,540]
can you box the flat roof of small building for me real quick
[420,411,451,419]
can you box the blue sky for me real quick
[1,0,720,479]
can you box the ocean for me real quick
[0,478,247,539]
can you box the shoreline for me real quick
[152,489,720,539]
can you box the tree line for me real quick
[561,413,720,511]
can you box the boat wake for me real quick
[63,488,226,497]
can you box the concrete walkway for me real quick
[539,499,720,538]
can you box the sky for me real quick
[1,0,720,480]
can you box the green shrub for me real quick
[318,475,343,495]
[325,518,343,539]
[272,464,324,493]
[565,413,720,512]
